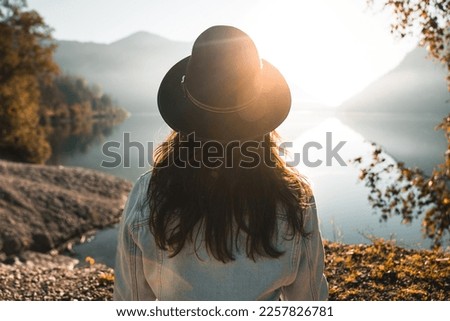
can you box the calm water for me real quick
[55,107,446,267]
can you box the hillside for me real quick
[337,48,449,172]
[54,32,191,113]
[339,47,449,114]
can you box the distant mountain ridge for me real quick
[55,32,191,113]
[339,47,449,114]
[55,33,449,116]
[337,47,449,172]
[109,31,175,48]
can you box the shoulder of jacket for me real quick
[137,170,152,185]
[123,170,152,225]
[134,170,152,198]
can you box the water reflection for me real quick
[46,117,124,165]
[279,116,432,249]
[53,111,441,266]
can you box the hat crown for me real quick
[157,25,291,141]
[185,26,262,110]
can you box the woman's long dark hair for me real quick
[147,131,312,263]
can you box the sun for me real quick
[243,4,369,107]
[240,0,414,108]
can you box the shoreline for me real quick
[0,240,448,300]
[0,160,132,259]
[0,160,448,300]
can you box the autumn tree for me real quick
[355,0,450,247]
[370,0,449,88]
[0,0,58,163]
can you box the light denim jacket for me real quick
[114,172,328,300]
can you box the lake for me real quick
[52,106,447,267]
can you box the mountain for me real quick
[54,32,191,113]
[338,48,449,173]
[54,34,448,171]
[339,47,449,114]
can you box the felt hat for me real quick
[157,25,291,141]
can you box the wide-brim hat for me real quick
[157,25,291,141]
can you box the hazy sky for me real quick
[27,0,416,106]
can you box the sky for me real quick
[26,0,417,107]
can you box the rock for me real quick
[0,160,132,257]
[0,251,114,300]
[31,232,54,252]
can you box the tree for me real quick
[0,0,59,163]
[369,0,449,88]
[355,1,450,248]
[39,74,127,123]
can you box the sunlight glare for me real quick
[244,0,415,107]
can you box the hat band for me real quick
[182,75,261,114]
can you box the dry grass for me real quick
[324,240,450,300]
[0,240,448,300]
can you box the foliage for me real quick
[369,0,449,88]
[39,75,128,162]
[325,240,450,300]
[353,116,449,248]
[0,1,127,164]
[85,256,95,266]
[98,271,115,284]
[0,0,58,163]
[39,75,127,125]
[355,0,450,248]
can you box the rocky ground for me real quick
[0,160,132,257]
[0,252,113,300]
[0,240,448,301]
[0,160,448,300]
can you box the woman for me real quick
[114,25,328,300]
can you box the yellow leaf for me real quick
[85,256,95,265]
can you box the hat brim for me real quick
[157,56,291,141]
